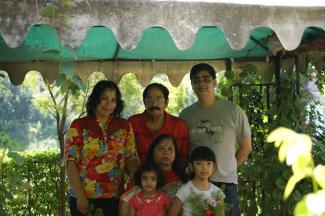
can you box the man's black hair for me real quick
[190,63,216,80]
[142,83,169,103]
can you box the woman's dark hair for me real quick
[190,63,216,80]
[142,83,169,103]
[190,146,216,164]
[134,163,165,189]
[145,134,188,182]
[86,80,124,117]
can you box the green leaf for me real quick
[284,173,305,199]
[7,152,24,166]
[55,73,67,87]
[314,165,325,189]
[62,0,77,8]
[294,197,310,216]
[39,3,59,18]
[225,70,234,80]
[292,155,312,174]
[266,127,294,147]
[305,190,325,215]
[72,75,86,92]
[59,62,75,78]
[239,70,249,79]
[221,87,231,97]
[60,80,72,94]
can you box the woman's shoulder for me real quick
[70,116,95,128]
[111,117,132,129]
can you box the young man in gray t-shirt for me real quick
[179,63,252,216]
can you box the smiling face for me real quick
[144,87,168,117]
[95,88,117,122]
[190,160,215,181]
[191,70,216,99]
[141,171,158,195]
[153,138,175,170]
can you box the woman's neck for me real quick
[191,178,210,191]
[160,164,172,171]
[96,115,109,125]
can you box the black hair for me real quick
[86,80,124,117]
[190,146,216,164]
[146,134,189,182]
[142,83,169,103]
[190,63,216,80]
[134,162,165,189]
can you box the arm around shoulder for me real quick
[168,197,183,216]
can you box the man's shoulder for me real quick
[179,103,198,117]
[166,112,187,126]
[128,112,145,121]
[217,98,243,111]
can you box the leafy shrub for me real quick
[1,150,65,216]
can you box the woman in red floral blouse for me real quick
[64,80,139,216]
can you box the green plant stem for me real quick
[310,160,318,192]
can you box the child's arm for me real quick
[217,200,225,216]
[165,202,171,214]
[168,197,183,216]
[128,206,136,216]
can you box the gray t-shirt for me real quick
[179,98,251,183]
[176,181,225,216]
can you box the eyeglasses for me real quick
[192,76,213,84]
[145,97,165,103]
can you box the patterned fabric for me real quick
[64,116,138,199]
[129,191,170,216]
[128,111,189,164]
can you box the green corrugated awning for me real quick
[0,25,275,62]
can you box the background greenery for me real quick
[0,59,324,215]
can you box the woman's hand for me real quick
[161,181,180,194]
[77,194,89,214]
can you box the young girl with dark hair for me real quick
[129,163,170,216]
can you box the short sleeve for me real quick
[175,184,189,203]
[235,105,251,140]
[128,194,138,209]
[63,119,83,166]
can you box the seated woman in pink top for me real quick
[119,134,189,216]
[129,163,170,216]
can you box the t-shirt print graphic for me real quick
[191,119,222,140]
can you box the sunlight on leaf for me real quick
[267,128,312,166]
[294,197,310,216]
[267,127,295,148]
[292,155,312,175]
[314,165,325,189]
[306,190,325,215]
[285,134,312,166]
[284,173,305,199]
